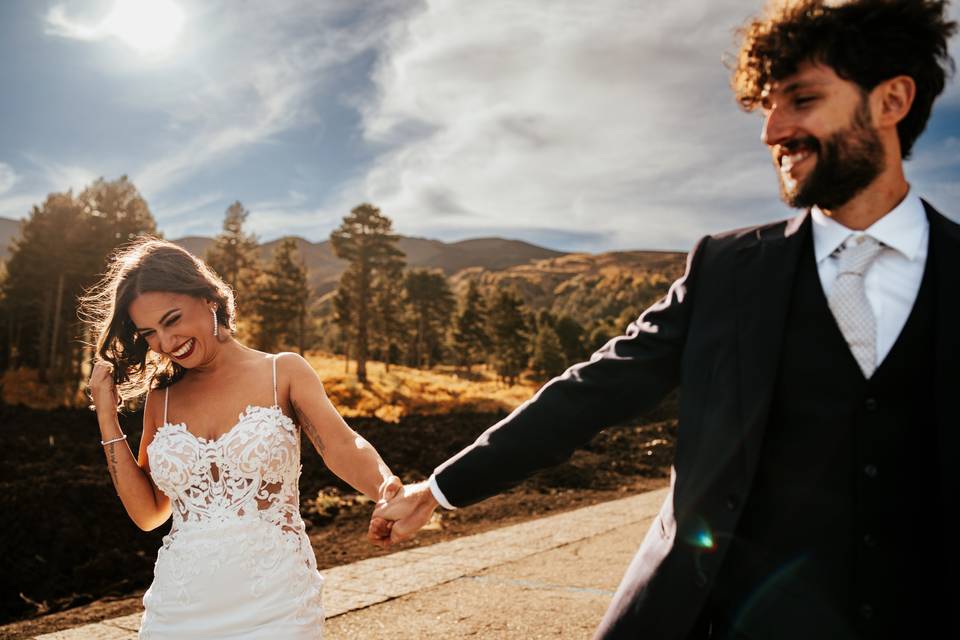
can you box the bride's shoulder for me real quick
[272,352,316,379]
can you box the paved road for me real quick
[34,488,666,639]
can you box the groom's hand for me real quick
[367,480,439,548]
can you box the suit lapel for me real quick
[733,212,810,464]
[924,202,960,517]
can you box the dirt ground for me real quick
[0,400,676,639]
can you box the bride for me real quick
[83,238,401,639]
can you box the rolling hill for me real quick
[0,216,565,295]
[0,216,686,324]
[450,249,687,329]
[172,234,565,296]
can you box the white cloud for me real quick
[44,4,107,42]
[46,0,186,56]
[0,194,41,220]
[131,1,419,202]
[44,1,419,214]
[24,155,100,194]
[348,0,787,250]
[347,0,960,251]
[908,136,960,222]
[35,0,960,249]
[0,163,19,195]
[152,190,225,224]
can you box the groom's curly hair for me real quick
[731,0,957,159]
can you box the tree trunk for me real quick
[297,306,305,356]
[11,317,22,369]
[49,273,65,377]
[38,288,53,383]
[415,313,425,369]
[356,268,368,383]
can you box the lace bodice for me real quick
[147,356,304,540]
[139,355,324,639]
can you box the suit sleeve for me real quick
[433,235,711,507]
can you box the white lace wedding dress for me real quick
[140,355,324,639]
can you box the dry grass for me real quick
[0,354,540,418]
[305,352,539,422]
[1,368,86,410]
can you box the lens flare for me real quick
[684,518,717,551]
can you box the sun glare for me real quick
[103,0,185,55]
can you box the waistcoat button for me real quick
[864,397,878,411]
[864,464,878,478]
[860,604,874,619]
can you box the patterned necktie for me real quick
[827,235,884,377]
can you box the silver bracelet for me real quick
[101,434,127,446]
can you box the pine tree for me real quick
[452,280,490,371]
[330,204,404,382]
[205,202,260,315]
[530,323,566,380]
[403,269,455,368]
[554,315,586,361]
[370,257,407,371]
[487,289,530,385]
[252,238,311,354]
[1,177,157,388]
[332,273,356,372]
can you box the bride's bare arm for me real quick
[91,362,171,531]
[284,354,399,501]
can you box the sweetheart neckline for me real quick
[156,404,295,445]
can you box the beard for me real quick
[778,97,886,210]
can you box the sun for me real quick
[103,0,185,55]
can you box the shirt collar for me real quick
[811,190,927,263]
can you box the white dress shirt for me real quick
[429,192,931,509]
[811,190,929,365]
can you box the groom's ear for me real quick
[870,75,915,129]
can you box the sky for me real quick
[0,0,958,252]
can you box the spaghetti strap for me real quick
[163,387,169,425]
[272,354,279,407]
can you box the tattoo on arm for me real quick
[106,443,120,493]
[292,401,326,455]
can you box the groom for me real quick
[371,1,958,638]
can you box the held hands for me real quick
[367,480,439,549]
[88,361,120,415]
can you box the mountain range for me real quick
[0,216,565,295]
[145,234,567,296]
[0,218,685,326]
[0,216,686,326]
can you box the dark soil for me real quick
[0,396,676,639]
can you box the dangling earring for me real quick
[211,306,219,337]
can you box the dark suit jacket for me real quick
[433,203,959,639]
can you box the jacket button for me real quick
[694,573,708,588]
[863,534,877,548]
[863,464,878,478]
[864,397,878,411]
[860,604,874,620]
[725,494,739,511]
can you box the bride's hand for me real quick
[89,361,119,415]
[377,475,403,503]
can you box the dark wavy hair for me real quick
[80,237,236,402]
[731,0,957,159]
